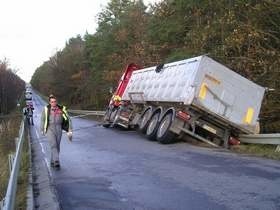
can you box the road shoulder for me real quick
[30,127,61,210]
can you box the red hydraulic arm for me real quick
[111,63,140,106]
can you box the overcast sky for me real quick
[0,0,160,82]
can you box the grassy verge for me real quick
[0,116,20,200]
[0,114,30,209]
[231,144,280,160]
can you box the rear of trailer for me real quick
[106,55,265,147]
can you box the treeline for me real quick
[31,0,280,132]
[0,60,25,114]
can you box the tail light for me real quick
[229,137,240,145]
[176,111,191,121]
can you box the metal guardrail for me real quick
[1,119,25,210]
[239,133,280,152]
[239,133,280,144]
[68,109,105,116]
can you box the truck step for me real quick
[119,116,130,122]
[117,122,129,128]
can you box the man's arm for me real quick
[40,107,46,134]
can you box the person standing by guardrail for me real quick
[40,94,72,169]
[23,105,34,125]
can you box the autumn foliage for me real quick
[0,60,25,114]
[31,0,280,133]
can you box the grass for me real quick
[15,133,29,210]
[231,144,280,160]
[0,116,20,200]
[0,113,30,209]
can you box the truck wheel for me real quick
[109,107,118,122]
[110,107,121,128]
[146,112,160,141]
[138,108,152,133]
[156,112,175,144]
[102,108,111,128]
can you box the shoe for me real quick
[54,161,60,169]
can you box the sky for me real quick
[0,0,160,82]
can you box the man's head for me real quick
[49,94,57,107]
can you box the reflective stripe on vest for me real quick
[44,106,48,133]
[62,106,68,121]
[44,105,68,133]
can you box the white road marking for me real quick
[71,114,89,118]
[35,129,46,154]
[35,128,52,176]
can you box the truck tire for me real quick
[102,108,112,128]
[109,107,119,122]
[146,112,160,141]
[110,107,122,128]
[156,112,176,144]
[138,108,152,133]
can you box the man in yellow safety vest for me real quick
[41,94,72,169]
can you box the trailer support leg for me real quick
[223,129,230,148]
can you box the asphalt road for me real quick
[30,93,280,210]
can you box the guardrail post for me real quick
[8,154,15,174]
[276,145,280,152]
[14,138,19,149]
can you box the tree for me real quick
[31,0,280,132]
[0,59,25,114]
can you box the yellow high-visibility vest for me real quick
[43,105,68,133]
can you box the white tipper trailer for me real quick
[103,55,265,147]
